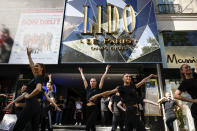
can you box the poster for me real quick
[9,8,64,64]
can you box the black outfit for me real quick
[178,72,197,128]
[117,84,145,131]
[0,95,6,122]
[56,99,64,124]
[13,75,45,131]
[86,86,101,131]
[15,93,25,118]
[110,94,124,131]
[41,90,55,131]
[100,97,109,126]
[161,99,178,131]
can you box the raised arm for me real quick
[78,67,88,89]
[89,88,118,102]
[143,99,159,106]
[195,60,197,73]
[48,74,52,83]
[99,65,111,89]
[174,89,197,103]
[135,74,157,88]
[27,48,36,77]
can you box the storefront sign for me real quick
[61,0,160,63]
[164,46,197,68]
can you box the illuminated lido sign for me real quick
[61,0,160,63]
[82,4,136,34]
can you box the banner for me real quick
[144,79,161,116]
[9,9,64,64]
[60,0,161,63]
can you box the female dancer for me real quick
[174,63,197,128]
[78,65,110,131]
[90,73,157,131]
[6,48,60,131]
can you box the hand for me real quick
[27,48,32,56]
[4,103,12,110]
[192,99,197,103]
[150,74,157,78]
[24,93,30,99]
[89,96,97,102]
[106,65,111,71]
[55,106,61,111]
[48,74,52,79]
[78,67,83,73]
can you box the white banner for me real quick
[9,9,64,64]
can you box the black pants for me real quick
[125,107,145,131]
[101,111,109,126]
[76,111,82,124]
[191,103,197,129]
[41,108,53,131]
[111,112,124,131]
[166,113,176,131]
[86,105,98,131]
[13,99,41,131]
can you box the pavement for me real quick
[52,125,115,131]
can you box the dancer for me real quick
[41,74,56,131]
[0,93,7,122]
[14,84,27,118]
[108,92,124,131]
[78,65,110,131]
[6,48,60,131]
[158,92,180,131]
[90,73,157,131]
[174,63,197,128]
[55,95,65,125]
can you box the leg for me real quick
[111,113,118,131]
[166,114,176,131]
[56,111,59,124]
[59,111,63,124]
[86,106,98,131]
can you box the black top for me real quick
[161,99,177,115]
[178,72,197,99]
[117,84,138,108]
[26,75,45,100]
[110,94,122,113]
[86,86,101,105]
[57,100,65,110]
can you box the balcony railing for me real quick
[158,4,182,14]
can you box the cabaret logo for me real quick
[167,54,197,64]
[81,4,136,49]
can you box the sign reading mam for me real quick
[61,0,159,63]
[164,46,197,68]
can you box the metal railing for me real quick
[158,4,182,14]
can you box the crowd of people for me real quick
[0,48,197,131]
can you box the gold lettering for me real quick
[97,5,102,34]
[107,4,112,34]
[123,4,136,34]
[83,6,88,33]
